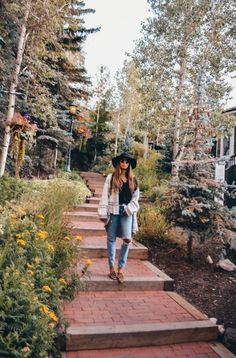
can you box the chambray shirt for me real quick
[98,173,140,234]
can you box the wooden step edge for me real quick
[209,342,236,358]
[83,277,166,291]
[167,291,209,320]
[66,320,218,351]
[80,247,148,260]
[142,261,174,290]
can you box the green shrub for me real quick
[132,141,146,158]
[135,203,169,242]
[134,151,159,197]
[0,175,30,206]
[0,174,91,356]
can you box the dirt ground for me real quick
[139,232,236,354]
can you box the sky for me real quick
[83,0,236,109]
[83,0,149,78]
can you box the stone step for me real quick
[62,291,218,351]
[77,258,173,291]
[64,211,100,223]
[80,236,148,260]
[62,341,235,358]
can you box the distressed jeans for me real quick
[106,207,133,269]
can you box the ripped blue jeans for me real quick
[106,206,133,269]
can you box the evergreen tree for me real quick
[0,0,98,176]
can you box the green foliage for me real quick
[135,203,169,241]
[0,174,91,356]
[0,175,30,206]
[135,151,158,195]
[132,141,146,158]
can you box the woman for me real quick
[98,152,140,283]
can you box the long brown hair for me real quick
[112,163,136,193]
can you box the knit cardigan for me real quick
[98,173,140,234]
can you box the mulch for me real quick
[138,234,236,354]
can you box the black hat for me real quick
[112,152,137,169]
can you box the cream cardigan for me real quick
[98,173,140,234]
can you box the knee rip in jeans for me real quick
[123,238,131,245]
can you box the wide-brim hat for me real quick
[112,152,137,169]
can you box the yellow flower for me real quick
[47,244,54,252]
[40,304,50,315]
[40,305,58,322]
[37,230,48,239]
[59,277,67,285]
[42,285,52,293]
[63,236,70,241]
[17,239,26,247]
[16,233,22,239]
[21,346,30,353]
[85,259,92,266]
[37,214,44,220]
[49,311,58,322]
[75,235,82,242]
[27,263,33,269]
[27,270,34,276]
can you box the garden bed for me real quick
[140,234,236,354]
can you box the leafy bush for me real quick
[135,203,169,242]
[134,151,159,198]
[132,141,146,158]
[0,175,30,206]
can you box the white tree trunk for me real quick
[143,131,148,159]
[171,45,187,178]
[114,111,120,156]
[0,6,30,177]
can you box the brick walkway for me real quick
[65,342,220,358]
[62,172,235,357]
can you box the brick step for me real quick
[86,197,100,204]
[62,291,218,351]
[64,211,100,223]
[79,172,104,178]
[67,221,105,237]
[86,179,104,185]
[73,204,98,212]
[62,342,235,358]
[87,185,104,192]
[92,193,102,198]
[80,236,148,260]
[77,258,173,291]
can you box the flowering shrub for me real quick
[0,174,91,356]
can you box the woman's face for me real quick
[120,158,130,170]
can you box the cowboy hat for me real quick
[112,152,137,169]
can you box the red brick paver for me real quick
[62,291,194,327]
[65,342,220,358]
